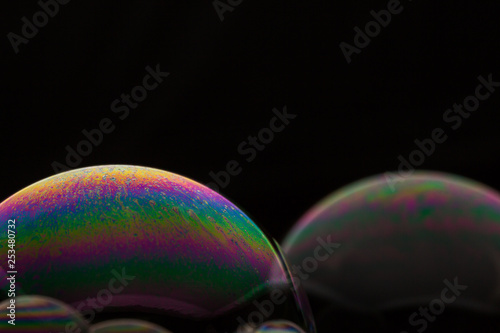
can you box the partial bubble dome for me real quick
[282,171,500,332]
[0,295,89,332]
[90,319,172,332]
[255,320,305,332]
[0,165,314,333]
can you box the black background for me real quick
[1,0,500,241]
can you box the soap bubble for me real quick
[0,295,89,333]
[90,319,172,332]
[0,165,315,332]
[282,171,500,332]
[254,320,305,332]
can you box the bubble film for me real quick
[0,295,89,332]
[282,171,500,313]
[255,320,305,332]
[0,165,314,332]
[90,319,172,332]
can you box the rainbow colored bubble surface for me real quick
[90,319,171,333]
[282,171,500,311]
[0,165,291,318]
[0,295,89,333]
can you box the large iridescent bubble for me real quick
[282,171,500,332]
[0,165,314,332]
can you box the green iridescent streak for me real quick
[3,176,268,250]
[5,193,273,308]
[15,223,270,302]
[11,194,268,255]
[19,257,268,310]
